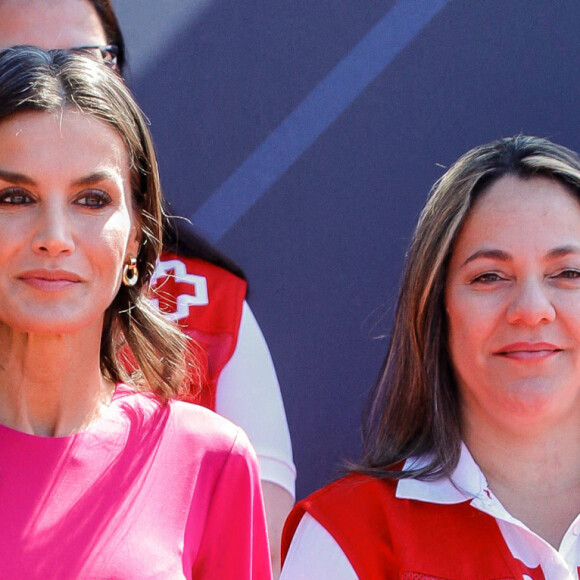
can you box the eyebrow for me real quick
[0,169,122,188]
[461,249,511,267]
[546,245,580,259]
[0,168,35,185]
[461,245,580,267]
[71,171,123,188]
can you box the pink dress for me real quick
[0,385,271,579]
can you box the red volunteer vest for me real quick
[282,474,548,579]
[151,253,247,410]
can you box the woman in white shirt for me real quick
[283,135,580,580]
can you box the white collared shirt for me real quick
[281,444,580,579]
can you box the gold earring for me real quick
[122,257,139,287]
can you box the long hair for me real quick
[0,46,198,400]
[358,135,580,480]
[87,0,247,282]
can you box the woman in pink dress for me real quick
[0,45,270,579]
[0,2,296,575]
[0,5,295,574]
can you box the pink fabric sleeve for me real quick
[190,428,272,579]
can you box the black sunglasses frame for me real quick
[69,44,119,69]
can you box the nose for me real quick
[505,278,556,326]
[32,202,75,257]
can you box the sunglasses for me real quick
[69,45,119,70]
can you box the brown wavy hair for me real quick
[358,135,580,480]
[0,46,199,399]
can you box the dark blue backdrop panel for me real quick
[136,0,399,214]
[191,0,450,242]
[135,0,580,498]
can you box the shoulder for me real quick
[284,474,396,549]
[165,398,260,474]
[281,513,358,580]
[167,403,263,499]
[283,475,399,577]
[170,398,252,451]
[302,473,395,507]
[294,474,398,527]
[112,386,255,462]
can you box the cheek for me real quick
[446,312,478,399]
[447,316,469,377]
[447,308,471,346]
[446,290,467,345]
[446,291,486,368]
[98,217,135,263]
[103,211,134,243]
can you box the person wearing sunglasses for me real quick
[0,0,295,576]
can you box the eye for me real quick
[471,272,504,284]
[75,190,112,208]
[0,187,34,205]
[552,269,580,279]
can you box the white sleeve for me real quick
[281,513,358,579]
[215,301,296,498]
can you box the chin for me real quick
[0,310,104,336]
[502,380,576,419]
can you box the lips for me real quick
[17,269,83,291]
[494,342,562,361]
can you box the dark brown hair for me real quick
[0,46,197,399]
[358,135,580,480]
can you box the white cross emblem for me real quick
[151,259,209,321]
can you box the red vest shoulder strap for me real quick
[152,254,247,410]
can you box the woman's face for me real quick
[445,175,580,430]
[0,0,106,50]
[0,109,140,336]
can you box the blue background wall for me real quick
[115,0,580,499]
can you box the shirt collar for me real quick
[396,442,491,504]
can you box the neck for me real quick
[464,409,580,547]
[0,327,114,436]
[464,400,580,489]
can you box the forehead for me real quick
[451,175,580,259]
[0,0,106,50]
[0,108,129,174]
[471,174,579,223]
